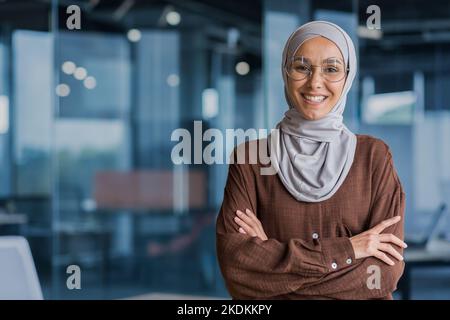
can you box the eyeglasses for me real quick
[285,56,348,82]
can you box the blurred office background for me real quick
[0,0,449,299]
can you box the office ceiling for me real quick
[2,0,450,58]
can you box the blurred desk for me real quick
[93,170,213,285]
[94,170,207,211]
[0,213,27,225]
[398,239,450,300]
[0,213,27,235]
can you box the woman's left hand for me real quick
[234,209,268,241]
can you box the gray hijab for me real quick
[269,21,357,202]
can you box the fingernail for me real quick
[239,228,245,233]
[234,217,239,222]
[404,243,408,248]
[236,210,242,215]
[245,209,251,213]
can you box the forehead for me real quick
[294,36,344,61]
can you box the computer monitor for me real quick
[0,236,43,300]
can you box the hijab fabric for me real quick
[269,21,357,202]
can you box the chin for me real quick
[297,107,326,121]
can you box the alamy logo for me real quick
[366,5,381,30]
[366,265,381,290]
[170,121,278,175]
[66,265,81,290]
[66,5,81,30]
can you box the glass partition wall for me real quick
[51,0,263,299]
[0,0,263,299]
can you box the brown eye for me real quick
[324,66,339,73]
[292,63,310,73]
[296,65,309,72]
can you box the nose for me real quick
[307,67,324,89]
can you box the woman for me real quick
[216,21,407,300]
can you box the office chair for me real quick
[0,236,43,300]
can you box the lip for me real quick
[301,93,329,106]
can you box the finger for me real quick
[239,211,266,240]
[378,243,404,261]
[238,227,247,234]
[236,216,265,240]
[379,233,408,248]
[245,209,265,235]
[234,216,257,237]
[245,209,259,222]
[371,216,401,234]
[237,210,259,230]
[234,216,255,236]
[373,250,395,266]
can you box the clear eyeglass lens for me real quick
[287,57,346,82]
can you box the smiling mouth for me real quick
[301,94,328,104]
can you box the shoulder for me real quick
[355,135,396,180]
[226,139,269,184]
[356,134,392,160]
[230,138,268,165]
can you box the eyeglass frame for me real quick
[284,56,350,82]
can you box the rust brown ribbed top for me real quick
[216,134,405,299]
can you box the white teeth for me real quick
[304,95,326,102]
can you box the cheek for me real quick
[322,84,344,113]
[328,83,345,101]
[287,81,304,100]
[287,80,303,91]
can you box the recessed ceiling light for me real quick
[127,28,142,42]
[235,61,250,76]
[56,84,70,97]
[62,61,76,75]
[74,67,87,80]
[84,76,97,89]
[166,11,181,26]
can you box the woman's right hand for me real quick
[349,215,407,266]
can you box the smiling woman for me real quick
[216,21,406,300]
